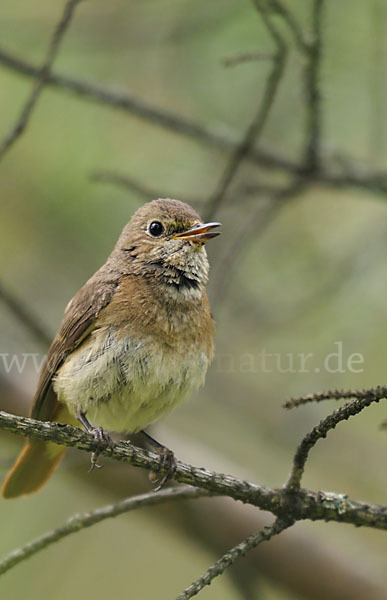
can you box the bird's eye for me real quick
[148,221,164,237]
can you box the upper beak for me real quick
[172,222,221,243]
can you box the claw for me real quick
[149,446,177,491]
[77,413,114,471]
[88,458,103,473]
[88,426,114,469]
[141,430,177,490]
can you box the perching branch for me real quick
[1,383,387,597]
[1,407,387,531]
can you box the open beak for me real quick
[172,222,221,243]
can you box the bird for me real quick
[2,198,221,498]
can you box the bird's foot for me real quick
[89,427,115,471]
[77,412,114,470]
[150,446,177,491]
[141,430,177,491]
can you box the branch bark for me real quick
[1,409,387,530]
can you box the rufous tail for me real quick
[1,441,66,499]
[2,406,77,499]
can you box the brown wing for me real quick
[32,268,120,421]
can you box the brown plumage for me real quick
[2,199,220,498]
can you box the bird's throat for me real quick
[160,268,204,302]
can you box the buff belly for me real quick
[53,326,209,433]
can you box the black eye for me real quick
[148,221,164,237]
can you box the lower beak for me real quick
[172,222,221,243]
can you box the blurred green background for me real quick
[1,1,387,599]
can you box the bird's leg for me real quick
[141,430,177,491]
[77,412,114,470]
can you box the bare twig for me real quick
[222,52,275,67]
[175,518,293,600]
[1,410,387,530]
[267,0,323,171]
[284,385,387,409]
[270,0,308,51]
[304,0,324,171]
[204,0,287,221]
[285,388,387,491]
[317,168,387,197]
[0,283,51,346]
[0,0,83,159]
[0,486,207,577]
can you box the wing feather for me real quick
[31,270,120,421]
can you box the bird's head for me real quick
[114,198,221,298]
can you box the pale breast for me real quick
[53,325,210,433]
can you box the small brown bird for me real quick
[2,198,220,498]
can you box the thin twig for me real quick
[222,52,275,67]
[1,410,387,529]
[317,168,387,197]
[175,518,292,600]
[284,385,387,409]
[204,0,287,221]
[304,0,324,171]
[0,486,207,577]
[270,0,308,51]
[269,0,324,171]
[0,283,51,346]
[285,388,387,491]
[0,0,83,159]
